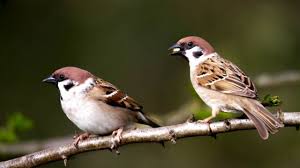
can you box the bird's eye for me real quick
[58,74,66,81]
[187,42,193,47]
[186,42,194,49]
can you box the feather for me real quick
[89,78,143,111]
[240,98,284,139]
[195,56,258,99]
[193,54,283,139]
[87,78,161,128]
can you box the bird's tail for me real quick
[136,112,162,128]
[240,98,284,140]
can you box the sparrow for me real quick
[169,36,284,140]
[43,67,161,148]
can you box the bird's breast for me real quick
[60,95,135,135]
[190,73,241,113]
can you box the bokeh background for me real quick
[1,0,300,167]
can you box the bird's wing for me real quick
[88,78,162,127]
[195,56,258,99]
[87,78,143,111]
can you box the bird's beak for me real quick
[168,43,184,56]
[42,76,57,84]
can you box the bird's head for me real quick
[43,67,93,92]
[169,36,215,64]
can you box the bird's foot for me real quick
[72,132,90,148]
[196,118,211,123]
[110,127,123,151]
[196,115,216,123]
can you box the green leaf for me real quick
[261,94,282,107]
[193,108,242,121]
[7,112,33,132]
[0,128,17,142]
[0,112,33,143]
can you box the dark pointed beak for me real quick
[168,43,184,55]
[42,76,57,84]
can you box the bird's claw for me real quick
[196,119,211,123]
[110,128,123,151]
[72,132,90,148]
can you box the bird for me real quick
[169,36,283,140]
[43,67,161,148]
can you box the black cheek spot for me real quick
[64,83,74,91]
[193,51,203,58]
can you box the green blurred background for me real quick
[1,0,300,167]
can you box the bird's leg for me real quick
[73,132,90,148]
[110,127,124,150]
[197,108,220,123]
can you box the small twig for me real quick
[61,155,67,167]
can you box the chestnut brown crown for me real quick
[169,36,215,56]
[43,67,93,84]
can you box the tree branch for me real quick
[0,136,73,157]
[255,71,300,88]
[1,112,299,168]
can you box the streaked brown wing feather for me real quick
[88,78,143,111]
[196,56,257,99]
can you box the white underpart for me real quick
[58,77,135,135]
[192,84,242,114]
[57,79,79,99]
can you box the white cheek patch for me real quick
[58,79,73,92]
[57,79,76,99]
[58,78,95,101]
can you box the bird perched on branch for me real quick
[169,36,283,139]
[43,67,160,148]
